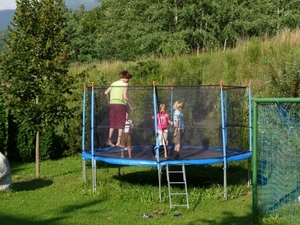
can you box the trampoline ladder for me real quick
[166,164,189,209]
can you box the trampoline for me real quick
[82,82,252,200]
[82,145,251,167]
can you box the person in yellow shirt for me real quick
[104,70,134,147]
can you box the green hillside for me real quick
[70,29,300,99]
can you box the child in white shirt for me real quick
[121,112,134,158]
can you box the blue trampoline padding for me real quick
[82,145,252,167]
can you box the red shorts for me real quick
[109,104,126,128]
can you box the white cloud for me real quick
[0,0,16,10]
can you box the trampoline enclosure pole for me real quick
[167,86,174,147]
[220,82,228,200]
[169,87,174,134]
[152,81,159,159]
[152,81,161,200]
[82,84,87,182]
[91,82,97,193]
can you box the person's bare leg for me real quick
[115,129,123,146]
[163,144,167,158]
[121,148,124,158]
[107,128,115,146]
[177,144,181,152]
[163,131,168,158]
[128,146,132,158]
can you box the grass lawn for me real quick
[0,155,272,225]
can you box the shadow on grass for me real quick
[85,160,121,170]
[0,199,104,225]
[114,163,249,188]
[12,178,53,191]
[185,211,258,225]
[0,214,66,225]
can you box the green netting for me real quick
[253,99,300,225]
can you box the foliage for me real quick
[263,55,300,98]
[59,0,300,62]
[80,30,300,98]
[0,96,7,154]
[39,127,54,161]
[128,60,161,85]
[262,35,300,98]
[1,1,300,62]
[0,0,74,161]
[64,5,99,62]
[0,30,8,52]
[244,37,263,64]
[10,117,59,162]
[17,128,35,162]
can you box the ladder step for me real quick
[169,181,185,184]
[171,204,189,207]
[170,193,187,195]
[169,170,183,173]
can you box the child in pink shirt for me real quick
[155,104,170,158]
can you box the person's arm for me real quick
[104,87,111,104]
[167,114,170,126]
[123,86,134,111]
[173,120,179,136]
[168,114,173,126]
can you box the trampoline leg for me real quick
[92,159,97,193]
[82,158,86,183]
[224,168,228,201]
[158,168,162,201]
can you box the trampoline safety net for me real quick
[84,84,250,154]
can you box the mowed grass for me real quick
[0,155,276,225]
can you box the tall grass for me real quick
[69,29,300,99]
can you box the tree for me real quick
[65,0,300,61]
[64,5,96,62]
[0,0,73,177]
[0,30,9,52]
